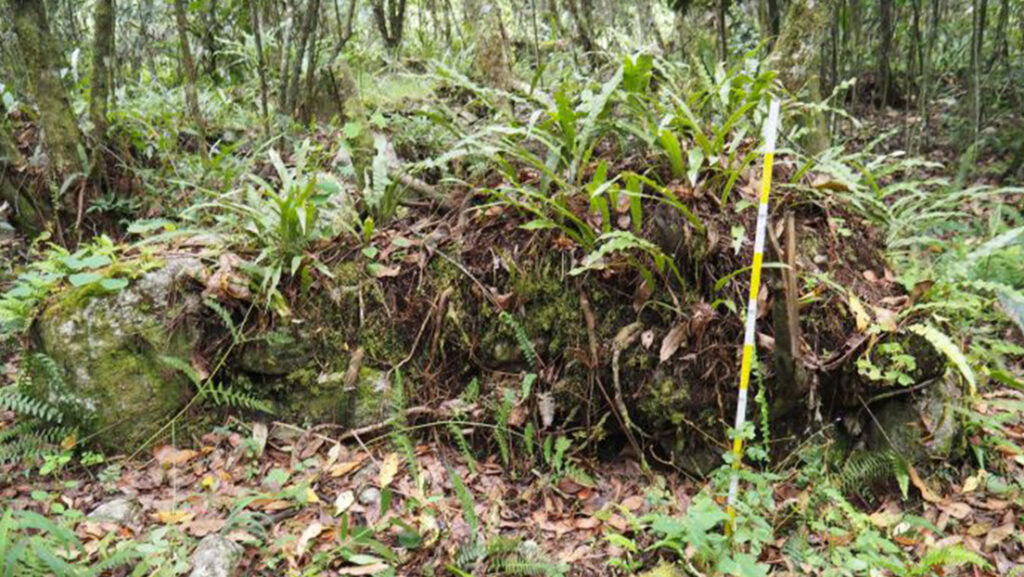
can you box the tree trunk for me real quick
[919,0,939,148]
[771,0,833,153]
[474,2,512,89]
[878,0,893,107]
[716,0,729,62]
[288,0,321,114]
[249,0,271,136]
[372,0,408,52]
[987,0,1008,71]
[766,0,780,39]
[968,0,986,139]
[90,0,116,180]
[7,0,85,176]
[1,120,48,235]
[172,0,207,160]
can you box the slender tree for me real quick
[372,0,409,52]
[249,0,271,135]
[172,0,207,160]
[90,0,115,179]
[716,0,729,61]
[878,0,893,106]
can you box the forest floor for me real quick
[2,393,1023,576]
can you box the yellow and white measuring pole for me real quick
[726,99,780,531]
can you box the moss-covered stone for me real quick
[277,362,393,427]
[33,257,203,449]
[866,373,962,465]
[236,325,316,376]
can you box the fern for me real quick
[389,370,420,485]
[202,382,274,414]
[494,388,516,468]
[447,461,479,537]
[0,387,62,423]
[905,545,989,577]
[492,557,569,576]
[0,354,73,467]
[446,421,477,474]
[160,355,273,413]
[500,312,537,369]
[204,298,240,344]
[834,449,905,498]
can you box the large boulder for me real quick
[33,256,203,449]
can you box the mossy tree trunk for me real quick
[7,0,85,177]
[770,0,832,154]
[89,0,115,181]
[1,119,46,235]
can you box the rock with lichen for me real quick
[32,256,203,449]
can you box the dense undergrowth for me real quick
[1,2,1023,574]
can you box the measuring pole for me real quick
[726,99,781,531]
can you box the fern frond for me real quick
[500,312,537,368]
[447,421,477,474]
[202,383,274,413]
[390,370,420,484]
[494,388,516,468]
[834,449,903,498]
[0,387,62,423]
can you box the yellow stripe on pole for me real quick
[726,99,780,533]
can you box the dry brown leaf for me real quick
[334,490,356,516]
[296,521,324,557]
[378,453,400,488]
[154,446,200,467]
[941,502,973,520]
[659,323,688,363]
[338,563,390,575]
[184,517,225,537]
[371,264,401,278]
[153,509,193,525]
[329,455,368,478]
[847,293,872,333]
[984,524,1015,550]
[908,466,942,503]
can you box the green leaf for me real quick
[68,272,103,287]
[99,278,129,291]
[63,254,111,271]
[908,324,976,395]
[127,219,176,234]
[659,130,685,179]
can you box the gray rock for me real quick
[33,256,204,448]
[87,497,139,525]
[358,486,382,507]
[189,534,244,577]
[867,372,962,463]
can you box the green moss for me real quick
[34,274,196,449]
[277,363,392,427]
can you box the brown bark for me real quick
[878,0,893,106]
[90,0,115,180]
[372,0,408,51]
[249,0,271,135]
[172,0,207,160]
